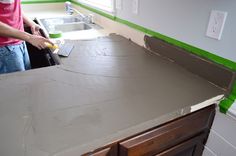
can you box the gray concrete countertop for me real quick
[0,35,224,156]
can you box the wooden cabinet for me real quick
[85,148,111,156]
[83,105,215,156]
[118,105,214,156]
[155,133,205,156]
[83,147,118,156]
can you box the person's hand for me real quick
[30,23,42,36]
[27,35,54,50]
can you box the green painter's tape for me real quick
[229,94,236,101]
[229,81,236,100]
[220,98,234,114]
[115,17,236,71]
[232,82,236,95]
[115,17,148,33]
[49,32,62,38]
[220,82,236,114]
[21,0,65,4]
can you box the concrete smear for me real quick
[0,35,225,156]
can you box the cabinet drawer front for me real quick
[119,105,215,156]
[156,133,205,156]
[84,148,111,156]
[93,148,111,156]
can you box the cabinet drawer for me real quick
[156,133,205,156]
[91,148,111,156]
[119,105,215,156]
[83,147,116,156]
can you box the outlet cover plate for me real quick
[206,10,227,40]
[116,0,122,10]
[132,0,139,14]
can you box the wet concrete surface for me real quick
[0,34,224,156]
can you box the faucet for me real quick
[65,1,93,23]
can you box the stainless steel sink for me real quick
[37,16,91,34]
[39,16,81,25]
[54,22,92,33]
[59,17,81,23]
[36,16,101,38]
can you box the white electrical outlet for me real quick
[116,0,122,10]
[206,10,227,40]
[132,0,139,14]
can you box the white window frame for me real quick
[77,0,115,13]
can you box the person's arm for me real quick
[0,21,53,50]
[22,12,41,36]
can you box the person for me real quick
[0,0,53,74]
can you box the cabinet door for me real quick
[83,147,118,156]
[156,133,205,156]
[90,148,111,156]
[119,105,215,156]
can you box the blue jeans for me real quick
[0,42,31,74]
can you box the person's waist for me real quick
[0,38,23,47]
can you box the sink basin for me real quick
[36,16,101,38]
[58,17,81,23]
[40,16,81,25]
[38,16,87,33]
[55,22,92,33]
